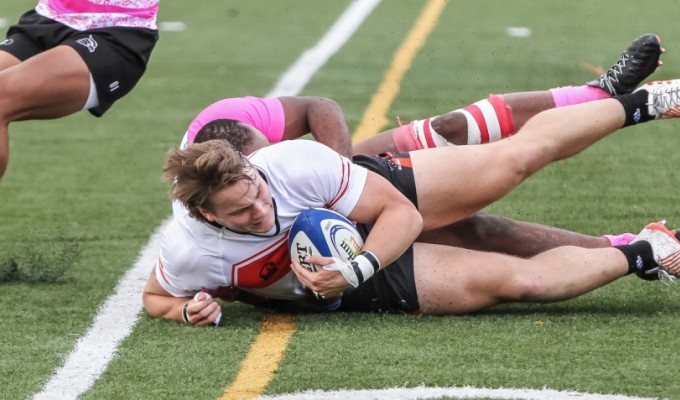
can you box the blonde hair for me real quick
[163,140,255,222]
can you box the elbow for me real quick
[141,293,154,316]
[403,202,424,237]
[142,292,162,319]
[412,208,424,236]
[313,96,339,108]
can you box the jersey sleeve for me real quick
[155,257,194,298]
[155,221,198,298]
[155,218,223,298]
[313,149,368,216]
[185,96,285,144]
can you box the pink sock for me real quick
[550,85,610,108]
[603,233,637,247]
[392,122,423,152]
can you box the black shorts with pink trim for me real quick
[339,153,420,314]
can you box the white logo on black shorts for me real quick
[76,35,98,53]
[109,81,120,92]
[0,38,13,46]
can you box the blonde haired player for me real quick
[145,78,680,324]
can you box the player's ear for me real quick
[198,206,215,222]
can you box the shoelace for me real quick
[598,54,631,95]
[658,268,677,285]
[653,83,680,115]
[604,53,630,85]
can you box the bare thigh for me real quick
[412,241,626,315]
[0,45,90,121]
[410,100,624,232]
[410,143,538,230]
[0,51,21,71]
[412,242,531,315]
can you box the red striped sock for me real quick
[454,95,515,144]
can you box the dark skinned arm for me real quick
[279,96,353,157]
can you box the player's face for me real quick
[201,171,275,233]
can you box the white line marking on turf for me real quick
[268,0,381,97]
[158,21,187,32]
[257,387,660,400]
[31,220,170,400]
[29,2,380,399]
[505,26,532,37]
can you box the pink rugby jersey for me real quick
[35,0,159,30]
[180,96,285,149]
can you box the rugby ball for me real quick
[288,208,363,272]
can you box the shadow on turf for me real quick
[471,297,674,317]
[0,233,81,284]
[207,290,676,323]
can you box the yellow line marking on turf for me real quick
[353,0,448,143]
[219,315,296,400]
[580,61,605,76]
[219,2,447,399]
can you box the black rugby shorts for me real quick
[1,9,158,116]
[340,153,421,313]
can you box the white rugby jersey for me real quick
[35,0,159,30]
[157,140,369,300]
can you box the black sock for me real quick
[615,241,656,276]
[613,90,653,127]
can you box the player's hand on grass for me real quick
[182,292,222,327]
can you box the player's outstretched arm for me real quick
[279,96,353,157]
[143,271,221,326]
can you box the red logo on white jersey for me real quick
[232,235,291,288]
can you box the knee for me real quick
[0,74,24,121]
[499,270,545,301]
[494,144,547,183]
[430,112,468,144]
